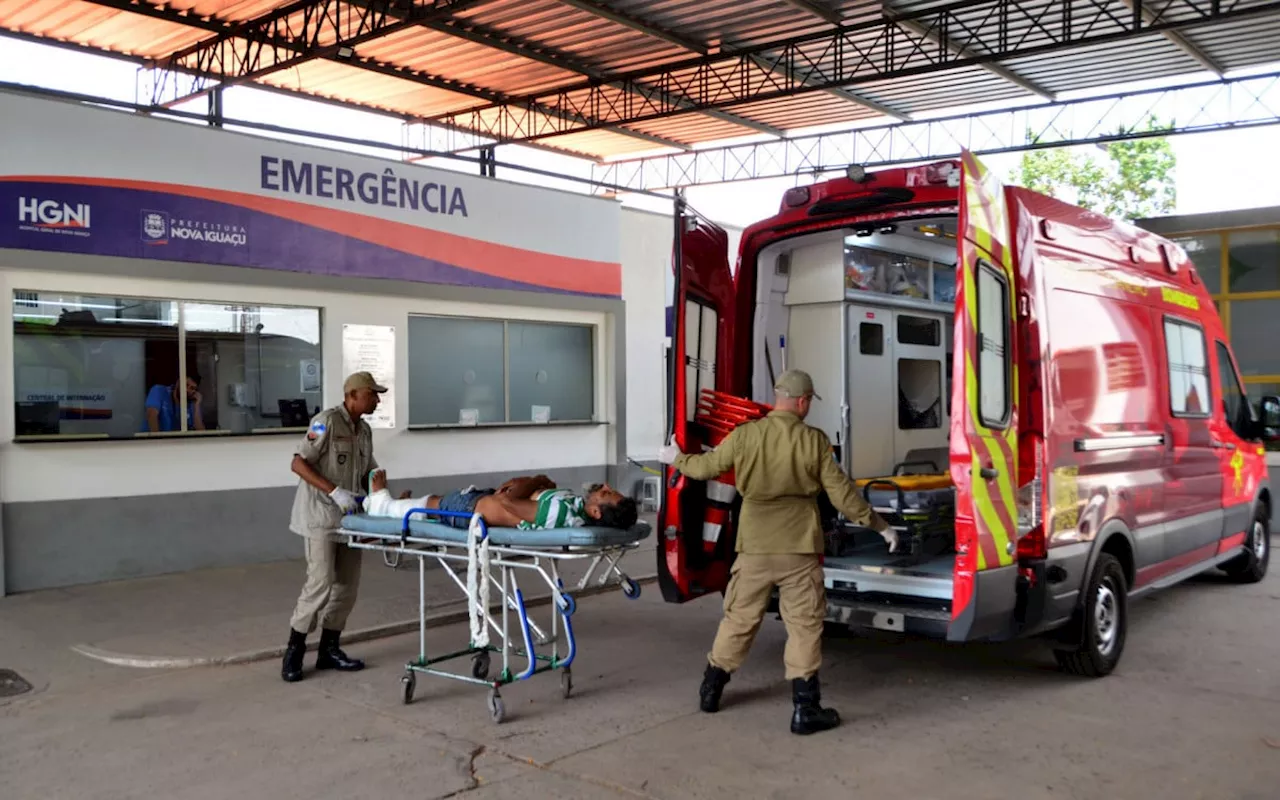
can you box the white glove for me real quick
[878,526,900,553]
[657,436,682,465]
[329,487,359,514]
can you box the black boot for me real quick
[790,674,840,735]
[315,628,364,672]
[281,629,307,683]
[699,664,731,713]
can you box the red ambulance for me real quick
[659,151,1275,677]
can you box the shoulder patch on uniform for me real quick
[307,419,327,441]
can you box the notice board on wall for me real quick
[341,324,395,429]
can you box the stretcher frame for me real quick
[337,507,644,723]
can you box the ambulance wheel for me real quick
[472,652,491,680]
[401,672,416,705]
[1221,509,1270,584]
[622,578,642,600]
[1054,552,1127,678]
[487,690,506,724]
[561,668,573,699]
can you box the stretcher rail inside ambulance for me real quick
[659,153,1274,674]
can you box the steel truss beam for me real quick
[590,72,1280,191]
[89,0,687,152]
[426,0,1280,144]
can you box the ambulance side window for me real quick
[1163,318,1210,418]
[1214,340,1252,436]
[975,262,1011,427]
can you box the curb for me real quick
[71,573,658,671]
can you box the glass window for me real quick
[859,322,883,355]
[1172,234,1222,294]
[408,316,505,425]
[407,315,597,427]
[898,315,941,347]
[508,321,594,423]
[844,245,930,299]
[684,301,717,423]
[1226,228,1280,293]
[1164,318,1210,417]
[933,265,957,304]
[1214,341,1252,436]
[183,303,323,434]
[11,292,320,440]
[898,358,942,429]
[976,263,1011,426]
[1226,297,1280,378]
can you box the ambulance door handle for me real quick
[977,466,999,480]
[1211,439,1235,451]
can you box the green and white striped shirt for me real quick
[517,489,588,530]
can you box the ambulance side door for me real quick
[658,200,739,604]
[949,150,1022,641]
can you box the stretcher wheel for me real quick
[487,690,506,724]
[401,672,416,705]
[557,593,577,616]
[622,577,641,600]
[561,668,573,699]
[471,652,491,680]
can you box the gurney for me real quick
[827,466,957,566]
[337,507,650,723]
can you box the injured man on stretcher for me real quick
[361,470,639,531]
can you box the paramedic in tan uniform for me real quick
[658,369,896,735]
[281,371,386,683]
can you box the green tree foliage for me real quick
[1010,117,1177,221]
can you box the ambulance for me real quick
[659,152,1275,677]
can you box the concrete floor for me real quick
[2,546,1279,799]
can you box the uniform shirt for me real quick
[674,409,889,554]
[289,405,377,539]
[517,489,588,530]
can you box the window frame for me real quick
[974,260,1013,430]
[406,311,600,430]
[10,288,324,443]
[1213,339,1254,434]
[1162,314,1211,420]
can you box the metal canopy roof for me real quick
[2,0,1279,163]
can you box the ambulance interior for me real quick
[751,215,959,600]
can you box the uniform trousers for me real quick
[708,553,825,680]
[290,536,364,635]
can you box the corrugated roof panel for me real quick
[540,126,679,158]
[0,0,208,57]
[258,59,483,117]
[1002,36,1203,93]
[1181,20,1280,71]
[356,26,582,98]
[725,91,883,131]
[847,68,1036,113]
[626,112,759,142]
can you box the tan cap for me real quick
[343,371,388,394]
[774,368,821,400]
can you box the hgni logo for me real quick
[18,197,92,234]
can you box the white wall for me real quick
[0,265,615,503]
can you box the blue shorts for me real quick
[436,488,495,528]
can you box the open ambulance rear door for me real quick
[658,197,740,603]
[949,151,1023,641]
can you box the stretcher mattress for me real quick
[340,513,651,548]
[855,474,955,512]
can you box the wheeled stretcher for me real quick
[337,507,650,723]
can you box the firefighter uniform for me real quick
[288,401,378,634]
[282,371,384,683]
[666,369,891,733]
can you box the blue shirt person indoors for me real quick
[140,372,206,433]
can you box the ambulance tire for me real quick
[1053,553,1127,678]
[1221,508,1270,584]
